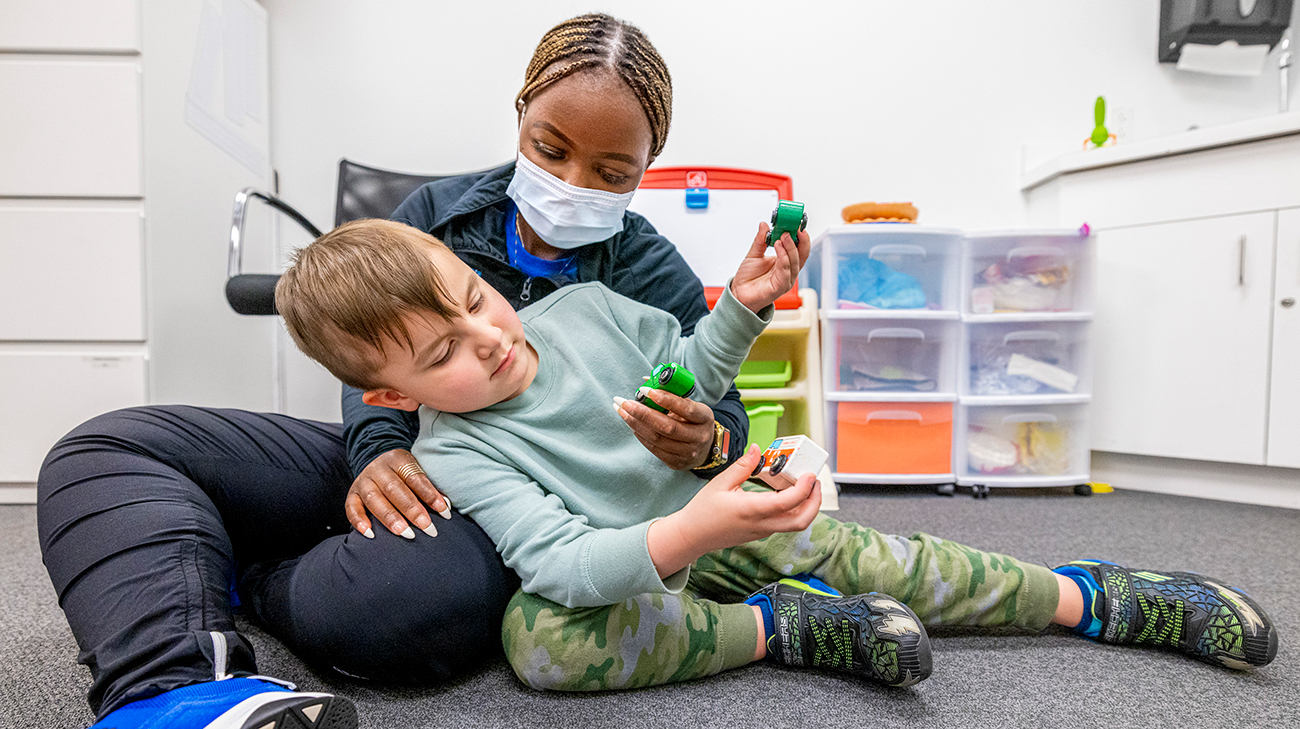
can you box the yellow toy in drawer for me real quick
[750,435,829,490]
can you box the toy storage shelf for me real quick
[956,229,1095,491]
[809,225,1096,495]
[809,225,964,486]
[738,288,825,448]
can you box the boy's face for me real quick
[360,245,538,414]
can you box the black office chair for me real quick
[225,159,450,315]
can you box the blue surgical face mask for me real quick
[506,153,636,249]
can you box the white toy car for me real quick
[751,435,829,490]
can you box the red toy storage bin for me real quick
[836,401,953,474]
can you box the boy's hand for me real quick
[729,222,812,314]
[646,445,822,578]
[346,449,452,539]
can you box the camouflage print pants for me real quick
[501,510,1059,691]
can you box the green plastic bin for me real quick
[736,360,793,389]
[745,402,785,451]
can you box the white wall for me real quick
[265,0,1297,420]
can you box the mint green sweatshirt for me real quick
[412,282,771,608]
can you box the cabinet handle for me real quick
[1238,235,1246,286]
[1283,298,1297,308]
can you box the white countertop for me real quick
[1021,110,1300,192]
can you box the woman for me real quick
[38,13,750,729]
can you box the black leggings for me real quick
[36,406,519,718]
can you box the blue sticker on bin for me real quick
[685,188,709,209]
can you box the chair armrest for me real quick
[226,188,324,315]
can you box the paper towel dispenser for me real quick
[1159,0,1294,63]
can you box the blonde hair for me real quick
[517,13,673,158]
[276,219,457,390]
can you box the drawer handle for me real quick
[867,328,925,342]
[1006,245,1065,262]
[1001,330,1061,345]
[869,244,927,260]
[1238,235,1246,286]
[865,411,924,422]
[1000,413,1058,424]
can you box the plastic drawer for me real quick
[962,321,1092,398]
[809,226,962,313]
[829,319,957,395]
[835,401,953,474]
[957,403,1090,485]
[964,231,1094,316]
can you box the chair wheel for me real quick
[971,484,990,499]
[935,483,955,497]
[1073,483,1093,497]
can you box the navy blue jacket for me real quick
[341,162,750,480]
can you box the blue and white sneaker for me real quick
[90,677,357,729]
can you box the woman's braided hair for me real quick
[517,13,672,158]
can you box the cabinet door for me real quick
[1269,209,1300,468]
[0,58,142,197]
[0,350,146,482]
[0,203,145,341]
[1093,213,1276,464]
[0,0,139,52]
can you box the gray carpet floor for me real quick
[3,488,1296,729]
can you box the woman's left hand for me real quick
[730,222,812,313]
[614,388,716,470]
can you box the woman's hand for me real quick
[730,222,812,314]
[345,449,451,539]
[613,388,715,470]
[647,445,822,577]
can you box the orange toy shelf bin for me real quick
[836,401,953,474]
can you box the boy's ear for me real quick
[361,388,421,412]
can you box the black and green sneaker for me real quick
[1056,560,1277,670]
[748,579,932,686]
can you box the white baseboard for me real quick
[0,484,36,504]
[1091,451,1300,510]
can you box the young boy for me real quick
[276,218,1276,691]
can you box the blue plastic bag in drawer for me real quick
[838,257,926,309]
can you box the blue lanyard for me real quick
[506,202,578,284]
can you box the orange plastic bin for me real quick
[836,402,953,474]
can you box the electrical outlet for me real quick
[1110,105,1135,141]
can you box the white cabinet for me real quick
[0,0,276,487]
[1092,213,1277,464]
[1024,118,1300,482]
[1269,209,1300,468]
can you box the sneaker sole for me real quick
[207,692,358,729]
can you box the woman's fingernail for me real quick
[362,527,375,539]
[613,396,627,407]
[415,514,432,530]
[400,525,415,540]
[421,523,439,538]
[438,504,452,520]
